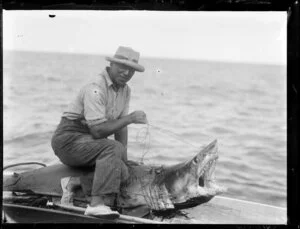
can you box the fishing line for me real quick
[147,123,198,149]
[135,122,199,163]
[135,124,151,164]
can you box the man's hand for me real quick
[129,111,148,124]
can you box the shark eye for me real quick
[193,157,198,164]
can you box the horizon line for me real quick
[3,48,286,67]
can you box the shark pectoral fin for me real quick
[148,184,174,211]
[60,177,81,206]
[160,184,174,210]
[61,177,74,206]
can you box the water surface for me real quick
[3,51,287,207]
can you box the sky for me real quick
[3,10,286,65]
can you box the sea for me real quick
[3,50,287,208]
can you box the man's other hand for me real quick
[129,111,148,124]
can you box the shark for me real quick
[3,140,226,213]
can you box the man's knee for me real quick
[108,140,126,158]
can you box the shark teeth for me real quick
[198,159,216,177]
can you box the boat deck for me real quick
[183,196,286,224]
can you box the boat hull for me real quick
[2,203,113,224]
[2,194,286,224]
[2,203,158,224]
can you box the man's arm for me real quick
[89,111,147,139]
[89,115,131,139]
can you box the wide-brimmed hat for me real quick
[105,46,145,72]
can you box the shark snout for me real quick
[196,139,218,158]
[205,139,218,154]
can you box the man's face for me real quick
[109,62,135,87]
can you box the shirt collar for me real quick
[101,67,126,92]
[102,67,114,88]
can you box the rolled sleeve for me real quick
[83,83,107,126]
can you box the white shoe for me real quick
[84,204,120,219]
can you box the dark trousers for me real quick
[51,117,129,196]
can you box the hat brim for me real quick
[105,57,145,72]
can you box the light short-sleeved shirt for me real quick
[62,67,131,127]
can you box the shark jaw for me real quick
[161,140,227,208]
[196,153,226,197]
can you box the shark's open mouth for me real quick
[163,140,226,209]
[170,154,220,209]
[196,154,226,197]
[198,156,217,187]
